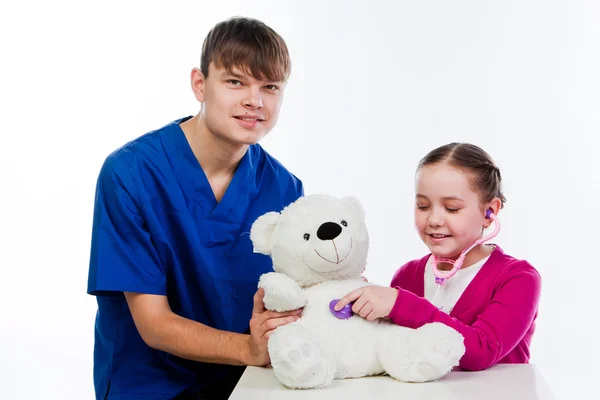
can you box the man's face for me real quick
[198,63,286,146]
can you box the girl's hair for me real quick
[418,143,506,208]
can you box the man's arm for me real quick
[125,288,300,366]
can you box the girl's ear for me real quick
[484,198,503,227]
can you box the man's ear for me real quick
[343,195,366,221]
[190,67,207,103]
[250,212,281,255]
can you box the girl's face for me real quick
[414,163,489,259]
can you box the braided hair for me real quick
[418,143,506,207]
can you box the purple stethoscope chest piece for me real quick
[329,299,355,319]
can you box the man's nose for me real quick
[243,87,263,108]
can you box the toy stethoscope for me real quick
[431,208,500,286]
[329,209,500,319]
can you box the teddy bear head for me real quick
[250,194,369,288]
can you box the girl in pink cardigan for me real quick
[334,143,541,372]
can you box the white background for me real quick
[1,0,598,398]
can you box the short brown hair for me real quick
[200,17,291,82]
[418,143,507,207]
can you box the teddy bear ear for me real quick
[250,211,281,255]
[343,195,366,221]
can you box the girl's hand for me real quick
[334,285,399,321]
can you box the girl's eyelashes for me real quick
[416,204,460,213]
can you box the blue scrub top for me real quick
[87,117,303,400]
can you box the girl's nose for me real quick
[428,211,444,227]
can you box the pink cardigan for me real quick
[388,246,541,371]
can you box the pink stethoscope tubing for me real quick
[431,208,500,285]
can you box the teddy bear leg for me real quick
[267,323,336,389]
[377,322,465,382]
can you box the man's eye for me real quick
[265,84,279,91]
[227,79,242,86]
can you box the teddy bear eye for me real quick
[303,233,310,241]
[341,220,348,227]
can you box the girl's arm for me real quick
[389,263,541,371]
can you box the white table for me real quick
[230,364,556,400]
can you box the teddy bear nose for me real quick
[317,222,342,240]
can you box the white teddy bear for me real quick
[250,194,466,389]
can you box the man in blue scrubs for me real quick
[87,17,303,399]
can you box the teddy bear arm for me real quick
[258,272,307,312]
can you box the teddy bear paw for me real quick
[416,322,465,378]
[378,322,465,382]
[268,324,336,389]
[259,272,307,312]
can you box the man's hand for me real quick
[334,285,398,322]
[247,288,302,366]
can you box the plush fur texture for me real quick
[250,194,465,389]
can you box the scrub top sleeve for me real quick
[298,178,304,197]
[288,175,304,202]
[87,155,167,297]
